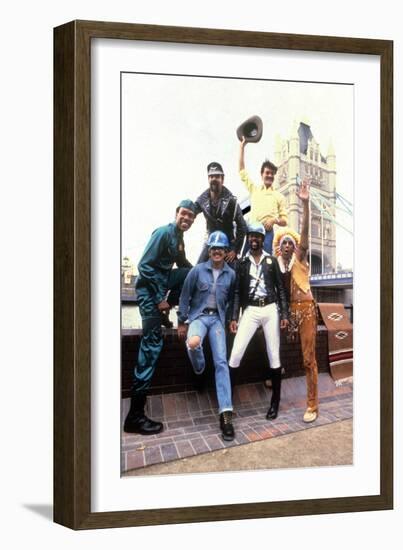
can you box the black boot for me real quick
[160,310,173,328]
[123,393,163,435]
[229,367,236,401]
[266,368,282,420]
[220,411,235,441]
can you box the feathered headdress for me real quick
[273,227,301,257]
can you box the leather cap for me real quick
[236,115,263,143]
[207,162,224,176]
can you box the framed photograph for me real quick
[54,20,393,529]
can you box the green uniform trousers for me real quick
[132,267,190,395]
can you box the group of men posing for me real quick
[124,138,319,442]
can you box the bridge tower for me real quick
[274,120,337,274]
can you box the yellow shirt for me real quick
[240,169,288,225]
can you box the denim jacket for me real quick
[178,259,235,327]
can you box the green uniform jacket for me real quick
[136,222,192,304]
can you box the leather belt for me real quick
[248,296,273,307]
[202,308,218,315]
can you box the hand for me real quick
[177,324,188,341]
[229,320,238,334]
[240,136,247,148]
[263,218,275,231]
[280,319,289,330]
[297,178,310,202]
[157,300,170,312]
[225,250,237,263]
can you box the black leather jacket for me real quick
[194,186,247,254]
[232,255,289,321]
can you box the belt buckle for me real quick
[259,297,265,307]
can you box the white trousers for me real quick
[229,303,281,369]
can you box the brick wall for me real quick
[122,326,329,397]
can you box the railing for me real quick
[310,271,353,283]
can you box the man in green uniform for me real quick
[124,200,197,435]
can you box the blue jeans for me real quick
[263,229,274,255]
[186,314,233,413]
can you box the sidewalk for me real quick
[121,373,353,475]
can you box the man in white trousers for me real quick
[229,223,289,420]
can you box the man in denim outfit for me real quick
[178,231,236,440]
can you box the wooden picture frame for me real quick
[54,20,393,529]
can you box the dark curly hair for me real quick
[260,159,278,175]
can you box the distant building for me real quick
[274,120,336,274]
[122,256,134,284]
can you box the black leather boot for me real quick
[220,411,235,441]
[123,393,163,435]
[266,368,282,420]
[160,310,173,328]
[229,367,236,400]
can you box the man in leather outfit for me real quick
[123,200,197,435]
[194,162,247,266]
[229,222,289,420]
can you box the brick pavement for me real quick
[121,373,353,474]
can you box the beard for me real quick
[209,180,220,192]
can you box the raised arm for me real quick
[296,178,310,261]
[238,138,255,193]
[239,136,246,171]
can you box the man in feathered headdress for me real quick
[273,179,319,423]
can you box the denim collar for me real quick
[205,258,230,273]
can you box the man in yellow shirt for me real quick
[239,137,288,254]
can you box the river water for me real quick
[122,305,179,329]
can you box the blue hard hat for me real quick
[207,231,230,248]
[247,222,265,236]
